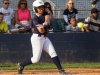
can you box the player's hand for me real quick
[39,24,44,28]
[43,22,49,26]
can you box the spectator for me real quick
[63,0,78,31]
[66,17,81,33]
[91,0,100,19]
[0,12,11,34]
[44,2,53,20]
[0,0,19,33]
[44,2,58,32]
[15,0,32,33]
[84,8,100,32]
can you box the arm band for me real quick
[37,24,44,28]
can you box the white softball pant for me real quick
[31,33,57,63]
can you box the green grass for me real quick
[0,62,100,70]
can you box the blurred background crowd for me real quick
[0,0,100,34]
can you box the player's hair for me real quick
[66,0,74,8]
[2,0,9,3]
[17,0,28,9]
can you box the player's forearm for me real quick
[37,26,45,34]
[38,28,45,34]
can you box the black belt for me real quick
[38,34,46,37]
[33,33,46,37]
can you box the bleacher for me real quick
[0,0,33,10]
[0,0,94,19]
[45,0,94,19]
[0,0,98,31]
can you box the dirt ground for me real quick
[0,68,100,75]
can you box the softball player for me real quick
[17,0,67,75]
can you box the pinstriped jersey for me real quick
[84,16,100,32]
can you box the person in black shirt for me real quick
[44,2,58,31]
[63,0,78,31]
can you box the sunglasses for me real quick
[4,3,10,4]
[68,3,74,4]
[21,3,27,5]
[46,7,50,8]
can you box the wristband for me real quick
[37,24,44,28]
[39,25,44,28]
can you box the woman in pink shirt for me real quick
[15,0,32,32]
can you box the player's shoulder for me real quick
[33,14,38,20]
[33,14,41,23]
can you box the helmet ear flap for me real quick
[33,7,38,13]
[34,7,38,13]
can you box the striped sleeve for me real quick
[84,17,90,27]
